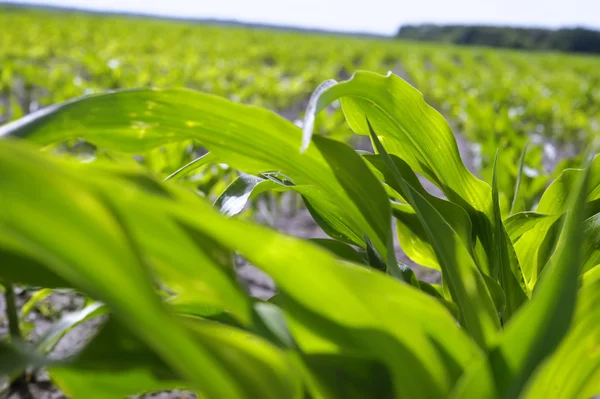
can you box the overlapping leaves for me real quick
[1,71,599,398]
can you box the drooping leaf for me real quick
[302,71,495,275]
[1,139,481,398]
[0,140,287,398]
[214,173,287,217]
[0,88,394,259]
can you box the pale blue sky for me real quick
[7,0,600,35]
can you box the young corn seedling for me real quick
[0,72,598,398]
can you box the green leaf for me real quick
[164,151,217,181]
[309,238,366,265]
[504,212,558,243]
[0,88,394,260]
[302,71,495,275]
[311,135,395,270]
[455,155,590,399]
[366,121,499,349]
[214,173,287,217]
[491,152,527,321]
[37,302,108,354]
[521,276,600,398]
[52,315,301,399]
[0,340,51,376]
[20,288,54,319]
[51,368,185,399]
[302,72,488,211]
[511,214,563,288]
[1,140,480,398]
[0,237,71,288]
[301,353,394,399]
[581,213,600,274]
[537,155,600,215]
[168,199,480,398]
[0,140,279,398]
[509,142,528,215]
[101,177,252,325]
[367,153,478,271]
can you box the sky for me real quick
[7,0,600,36]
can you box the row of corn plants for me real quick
[1,71,599,398]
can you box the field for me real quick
[2,7,599,212]
[1,5,600,399]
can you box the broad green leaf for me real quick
[252,301,298,350]
[512,216,563,288]
[166,197,481,398]
[51,317,183,398]
[311,135,395,270]
[52,368,184,399]
[0,88,393,260]
[0,234,71,288]
[581,264,600,287]
[125,166,482,397]
[111,193,252,324]
[68,159,253,324]
[302,72,489,213]
[0,140,278,398]
[302,71,495,274]
[392,203,440,270]
[511,157,600,286]
[1,140,480,398]
[508,156,600,286]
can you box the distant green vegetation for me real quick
[397,24,600,54]
[1,5,598,212]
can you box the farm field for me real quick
[1,5,600,399]
[2,7,599,212]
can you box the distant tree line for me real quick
[396,25,600,54]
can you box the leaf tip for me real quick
[300,79,338,153]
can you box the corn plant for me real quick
[0,71,599,398]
